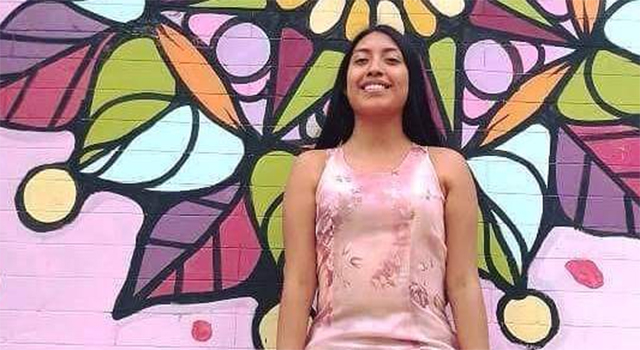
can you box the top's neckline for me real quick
[338,143,419,176]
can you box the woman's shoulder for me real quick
[290,148,333,184]
[425,146,466,168]
[424,146,470,193]
[296,148,331,167]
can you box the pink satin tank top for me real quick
[305,144,458,350]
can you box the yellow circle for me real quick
[259,304,280,350]
[23,168,76,224]
[259,304,313,349]
[502,293,553,344]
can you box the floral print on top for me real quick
[305,144,458,350]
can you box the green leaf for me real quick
[558,60,619,122]
[477,208,489,274]
[591,50,640,115]
[275,50,344,132]
[90,37,175,115]
[495,0,552,27]
[478,207,518,286]
[267,203,284,261]
[487,218,516,285]
[82,99,170,162]
[428,37,456,130]
[81,37,175,164]
[250,151,295,260]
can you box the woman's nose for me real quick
[366,58,383,76]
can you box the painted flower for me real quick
[3,0,639,349]
[278,0,466,39]
[459,0,639,237]
[1,0,267,331]
[425,0,640,346]
[1,1,329,346]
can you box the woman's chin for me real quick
[353,106,402,120]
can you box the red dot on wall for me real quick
[191,319,213,342]
[565,259,604,289]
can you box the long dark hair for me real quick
[315,25,443,149]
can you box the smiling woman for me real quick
[277,25,490,350]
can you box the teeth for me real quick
[363,84,386,91]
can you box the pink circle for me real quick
[191,320,212,342]
[462,88,495,119]
[216,23,270,77]
[511,41,538,73]
[537,0,568,17]
[189,13,234,45]
[464,40,513,95]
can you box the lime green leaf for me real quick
[82,99,170,163]
[90,37,174,115]
[81,37,175,164]
[591,50,640,115]
[477,208,489,274]
[558,60,619,122]
[250,151,295,260]
[428,37,456,130]
[487,218,516,285]
[495,0,552,27]
[267,203,284,261]
[275,50,344,132]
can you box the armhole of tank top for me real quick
[314,148,335,202]
[422,146,446,200]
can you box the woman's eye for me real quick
[354,58,368,65]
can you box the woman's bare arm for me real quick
[276,150,326,350]
[434,148,490,350]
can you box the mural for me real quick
[1,0,638,349]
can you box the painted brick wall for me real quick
[1,1,639,349]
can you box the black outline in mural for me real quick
[2,1,639,349]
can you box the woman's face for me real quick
[346,31,409,120]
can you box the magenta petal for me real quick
[470,0,566,43]
[274,28,313,112]
[1,1,109,38]
[556,126,640,236]
[0,1,109,77]
[0,40,72,77]
[1,33,113,129]
[113,185,249,318]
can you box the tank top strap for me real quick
[415,145,445,200]
[322,147,344,173]
[315,147,346,201]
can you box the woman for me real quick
[277,25,489,350]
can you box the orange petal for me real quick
[156,24,240,129]
[481,63,571,147]
[571,0,602,35]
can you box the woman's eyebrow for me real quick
[353,47,401,54]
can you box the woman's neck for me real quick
[346,112,411,152]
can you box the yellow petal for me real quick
[404,0,436,37]
[310,0,347,34]
[429,0,465,17]
[377,0,404,34]
[277,0,308,10]
[346,0,370,40]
